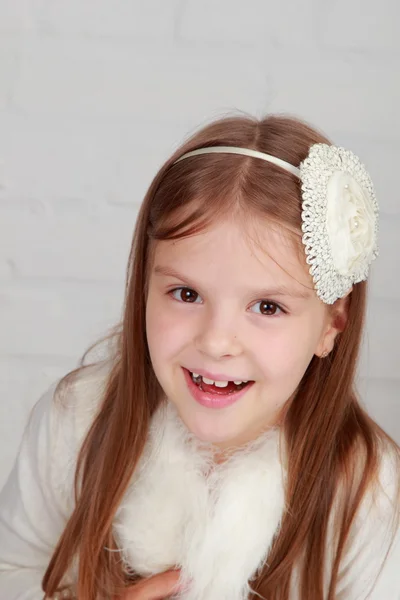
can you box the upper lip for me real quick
[185,367,251,382]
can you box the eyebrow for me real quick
[153,265,312,300]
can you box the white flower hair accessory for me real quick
[300,144,379,304]
[174,143,379,304]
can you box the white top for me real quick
[0,363,399,599]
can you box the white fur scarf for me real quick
[113,401,286,600]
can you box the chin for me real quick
[177,404,244,447]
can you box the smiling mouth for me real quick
[188,370,253,395]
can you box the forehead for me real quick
[151,217,314,294]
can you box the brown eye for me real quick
[251,300,282,316]
[260,301,277,315]
[171,287,200,303]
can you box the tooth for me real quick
[192,374,248,387]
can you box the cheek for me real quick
[254,321,321,378]
[146,294,191,359]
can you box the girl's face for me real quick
[146,217,341,450]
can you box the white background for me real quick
[0,0,399,489]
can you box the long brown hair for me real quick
[42,114,400,599]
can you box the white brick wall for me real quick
[0,0,399,489]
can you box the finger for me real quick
[125,570,182,600]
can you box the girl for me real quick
[0,115,399,600]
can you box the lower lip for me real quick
[183,367,254,409]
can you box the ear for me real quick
[315,289,352,358]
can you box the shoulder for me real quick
[356,438,399,529]
[335,438,400,598]
[30,359,112,441]
[26,360,113,511]
[49,360,113,441]
[0,359,114,586]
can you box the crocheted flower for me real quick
[326,171,376,276]
[300,144,379,304]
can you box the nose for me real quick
[194,312,243,360]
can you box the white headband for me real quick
[174,146,301,178]
[173,144,379,305]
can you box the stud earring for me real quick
[321,350,329,358]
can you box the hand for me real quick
[119,570,182,600]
